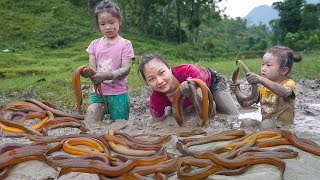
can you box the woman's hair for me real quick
[93,0,123,28]
[139,53,171,81]
[266,46,302,75]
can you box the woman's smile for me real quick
[158,82,167,90]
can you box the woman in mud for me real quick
[230,46,302,130]
[139,53,239,121]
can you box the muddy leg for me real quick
[240,119,261,132]
[212,89,239,115]
[84,103,107,123]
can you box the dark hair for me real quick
[266,46,302,75]
[139,53,171,81]
[93,0,123,28]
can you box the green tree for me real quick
[272,0,305,44]
[300,3,320,31]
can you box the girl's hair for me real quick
[139,53,171,81]
[93,0,123,27]
[266,46,302,75]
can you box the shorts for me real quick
[89,92,130,121]
[208,68,227,92]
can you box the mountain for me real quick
[244,0,319,28]
[245,5,278,27]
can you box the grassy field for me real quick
[0,34,319,110]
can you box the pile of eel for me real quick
[176,129,320,179]
[0,128,174,179]
[0,99,87,137]
[1,100,320,179]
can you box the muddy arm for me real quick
[234,89,255,108]
[254,75,293,97]
[112,59,132,80]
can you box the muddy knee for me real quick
[240,119,261,130]
[259,119,279,131]
[85,103,107,123]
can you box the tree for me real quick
[272,0,305,44]
[300,3,320,31]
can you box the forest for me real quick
[0,0,319,58]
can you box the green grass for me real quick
[0,33,319,110]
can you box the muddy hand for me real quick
[80,67,94,78]
[229,82,240,92]
[246,72,260,84]
[90,71,113,85]
[179,77,195,97]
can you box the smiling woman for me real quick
[138,53,239,122]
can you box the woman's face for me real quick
[143,58,175,93]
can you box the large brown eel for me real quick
[281,130,320,156]
[26,99,85,120]
[195,152,285,179]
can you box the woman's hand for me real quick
[80,67,93,78]
[179,81,191,97]
[179,78,196,98]
[246,72,260,84]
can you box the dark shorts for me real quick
[208,68,225,92]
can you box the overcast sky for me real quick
[217,0,284,18]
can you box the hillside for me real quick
[0,0,92,51]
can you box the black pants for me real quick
[208,68,224,92]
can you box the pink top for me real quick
[150,64,211,118]
[86,36,135,95]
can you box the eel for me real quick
[172,78,215,127]
[108,130,157,156]
[281,130,320,156]
[195,152,286,179]
[178,128,206,137]
[26,99,85,119]
[72,65,108,113]
[231,60,258,101]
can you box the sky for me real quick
[217,0,284,18]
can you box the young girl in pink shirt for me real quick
[80,0,135,122]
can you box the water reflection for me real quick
[238,110,262,121]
